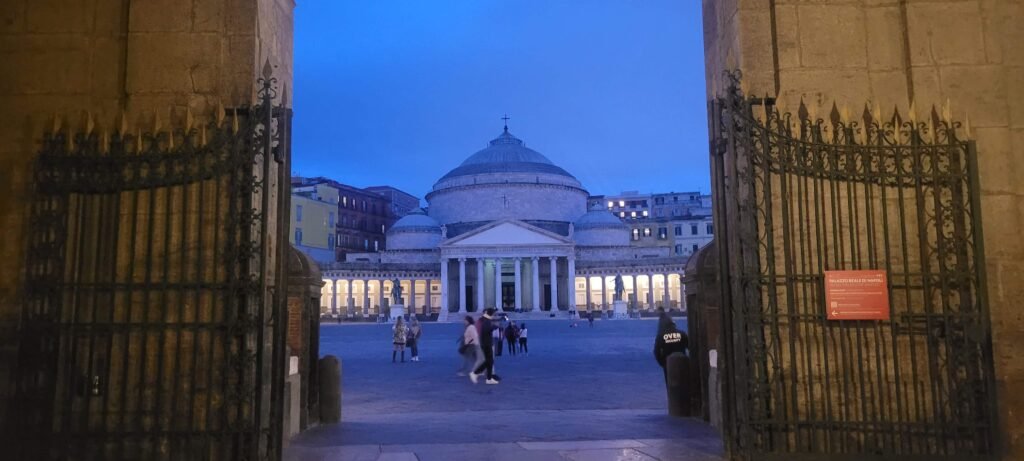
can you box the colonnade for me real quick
[321,278,440,317]
[442,255,574,313]
[573,273,686,312]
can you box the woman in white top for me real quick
[518,323,528,356]
[458,315,484,376]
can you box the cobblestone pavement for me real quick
[285,318,724,460]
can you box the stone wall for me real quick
[0,0,294,441]
[703,0,1023,457]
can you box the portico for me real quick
[439,220,575,312]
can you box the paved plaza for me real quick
[285,317,724,460]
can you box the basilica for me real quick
[320,127,690,319]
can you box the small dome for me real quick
[574,204,628,230]
[389,208,441,233]
[437,129,576,182]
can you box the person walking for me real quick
[407,318,422,362]
[470,308,500,384]
[653,312,688,383]
[458,315,483,376]
[392,317,408,363]
[518,323,528,356]
[505,322,518,356]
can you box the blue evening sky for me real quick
[292,1,709,200]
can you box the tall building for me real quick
[290,182,340,264]
[588,191,713,258]
[292,177,416,262]
[365,185,421,217]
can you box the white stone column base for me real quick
[612,300,629,319]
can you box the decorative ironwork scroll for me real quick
[710,71,997,460]
[13,62,292,460]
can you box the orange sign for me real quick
[824,270,890,320]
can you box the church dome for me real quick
[437,129,577,181]
[426,126,588,227]
[573,204,630,247]
[387,208,442,250]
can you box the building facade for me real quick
[290,184,340,265]
[292,177,403,261]
[365,185,421,217]
[320,127,693,319]
[588,191,714,258]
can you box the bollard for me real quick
[318,355,341,424]
[666,352,691,417]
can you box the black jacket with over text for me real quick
[653,316,688,368]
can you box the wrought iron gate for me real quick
[13,65,292,460]
[709,72,998,460]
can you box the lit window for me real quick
[642,210,648,217]
[631,229,640,240]
[620,212,625,218]
[631,211,637,218]
[607,201,614,208]
[381,224,385,233]
[296,205,303,222]
[643,228,651,237]
[619,200,625,207]
[658,227,667,239]
[342,196,347,206]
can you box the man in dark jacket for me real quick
[653,313,688,383]
[471,308,500,384]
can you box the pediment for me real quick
[442,220,571,247]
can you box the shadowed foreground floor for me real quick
[285,318,724,460]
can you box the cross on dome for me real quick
[501,114,510,132]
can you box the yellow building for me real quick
[290,182,341,264]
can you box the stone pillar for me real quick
[664,274,671,310]
[680,276,687,313]
[440,259,449,314]
[476,259,485,312]
[627,275,635,309]
[549,256,559,311]
[493,259,503,309]
[425,280,432,314]
[410,279,418,313]
[377,279,385,314]
[585,275,592,311]
[647,273,655,310]
[331,279,339,315]
[567,257,576,311]
[514,258,522,312]
[531,257,541,312]
[458,258,467,313]
[598,276,606,310]
[346,279,354,315]
[362,279,370,315]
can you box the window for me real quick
[692,244,699,252]
[364,239,369,250]
[674,225,682,236]
[630,211,637,218]
[362,200,367,211]
[643,227,651,237]
[374,240,379,251]
[642,210,648,217]
[342,196,347,206]
[658,227,667,239]
[328,212,335,227]
[655,197,664,205]
[675,244,683,255]
[294,228,302,245]
[295,205,303,222]
[619,212,626,218]
[618,200,625,207]
[327,234,335,250]
[381,224,385,233]
[631,229,640,241]
[691,224,698,235]
[707,224,714,235]
[673,196,679,203]
[607,201,614,208]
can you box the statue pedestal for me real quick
[612,300,628,319]
[389,304,407,321]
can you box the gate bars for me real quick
[710,72,997,460]
[13,63,291,460]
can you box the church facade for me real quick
[320,127,690,319]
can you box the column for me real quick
[362,279,370,315]
[679,273,686,312]
[440,259,449,316]
[627,275,635,308]
[346,279,354,315]
[410,278,418,313]
[567,257,576,311]
[493,258,503,310]
[663,274,671,310]
[331,279,339,315]
[598,275,606,310]
[458,258,467,313]
[425,280,433,314]
[514,258,522,312]
[531,257,540,312]
[585,275,592,311]
[647,273,655,310]
[549,256,558,311]
[476,258,485,312]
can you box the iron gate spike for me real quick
[908,101,918,125]
[119,110,129,135]
[216,101,225,128]
[232,108,239,134]
[942,98,952,123]
[85,111,94,135]
[52,112,61,134]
